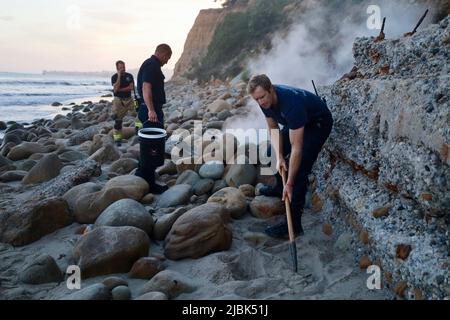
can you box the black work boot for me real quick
[264,218,304,239]
[150,183,169,195]
[264,207,304,239]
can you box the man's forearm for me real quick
[117,84,133,93]
[270,129,283,161]
[143,93,155,112]
[288,148,302,185]
[113,75,121,93]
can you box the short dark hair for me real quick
[247,74,272,94]
[155,44,172,55]
[115,60,125,68]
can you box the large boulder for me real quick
[73,226,150,278]
[207,187,247,219]
[19,254,63,285]
[139,270,196,299]
[224,164,257,187]
[95,199,154,235]
[22,153,63,185]
[156,184,192,208]
[6,142,49,161]
[193,179,214,196]
[164,203,232,260]
[0,197,72,246]
[62,182,101,213]
[74,176,149,224]
[249,196,285,219]
[59,150,88,162]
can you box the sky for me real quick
[0,0,221,74]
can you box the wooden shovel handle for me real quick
[281,169,295,242]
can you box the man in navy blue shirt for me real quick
[248,74,333,239]
[135,44,172,194]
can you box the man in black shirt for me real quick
[135,44,172,194]
[111,60,135,146]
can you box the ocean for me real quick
[0,72,113,125]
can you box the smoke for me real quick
[224,0,435,149]
[249,0,433,89]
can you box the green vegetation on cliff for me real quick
[188,0,293,82]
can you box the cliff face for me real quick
[173,9,226,79]
[314,16,449,299]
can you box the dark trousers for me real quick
[277,112,333,216]
[136,104,165,187]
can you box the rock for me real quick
[182,108,198,121]
[0,197,72,246]
[67,125,102,146]
[63,182,101,213]
[135,292,168,300]
[0,121,6,130]
[359,256,372,269]
[19,254,63,284]
[164,203,232,260]
[0,170,27,182]
[73,226,150,278]
[225,164,257,187]
[394,281,408,298]
[176,170,201,187]
[129,257,164,279]
[102,276,128,290]
[0,154,13,168]
[74,176,149,224]
[212,179,228,193]
[156,184,192,208]
[249,196,284,219]
[372,206,391,219]
[217,110,232,121]
[109,158,139,175]
[152,207,187,241]
[156,160,177,176]
[89,134,113,155]
[139,270,196,299]
[208,187,247,219]
[59,150,87,162]
[322,223,333,236]
[51,102,62,106]
[6,142,49,161]
[396,244,412,260]
[239,184,255,197]
[88,144,121,164]
[334,233,353,252]
[112,286,131,300]
[199,161,224,180]
[22,153,63,185]
[193,178,214,196]
[311,192,324,212]
[54,118,71,129]
[141,193,155,204]
[206,99,232,114]
[66,284,111,300]
[95,199,154,235]
[16,159,37,171]
[359,230,370,244]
